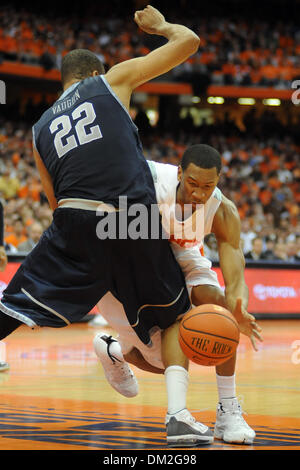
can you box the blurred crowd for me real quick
[0,110,299,263]
[1,3,300,89]
[0,120,52,255]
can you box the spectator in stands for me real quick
[245,237,267,260]
[286,240,299,262]
[4,217,27,248]
[1,5,300,89]
[240,219,257,254]
[273,242,289,261]
[3,241,17,254]
[263,236,276,260]
[204,234,219,262]
[18,221,43,254]
[0,168,20,199]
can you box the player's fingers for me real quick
[251,320,263,334]
[247,312,256,321]
[253,329,263,342]
[250,324,263,342]
[251,335,258,352]
[251,320,262,332]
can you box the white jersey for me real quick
[147,160,222,249]
[97,161,223,368]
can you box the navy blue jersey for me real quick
[32,75,156,207]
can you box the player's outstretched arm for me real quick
[212,196,263,350]
[105,5,200,106]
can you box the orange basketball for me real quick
[179,304,240,366]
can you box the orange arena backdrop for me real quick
[1,261,299,317]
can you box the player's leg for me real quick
[93,318,213,446]
[124,347,165,374]
[94,290,165,398]
[107,229,213,446]
[191,283,255,444]
[160,319,214,447]
[0,312,23,341]
[0,313,22,372]
[161,319,188,370]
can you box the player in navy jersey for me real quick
[0,6,209,444]
[0,5,200,340]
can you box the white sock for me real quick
[216,373,236,401]
[164,365,189,415]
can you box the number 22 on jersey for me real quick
[49,101,103,158]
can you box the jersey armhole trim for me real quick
[147,160,158,183]
[100,75,138,131]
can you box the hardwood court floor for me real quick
[0,319,299,450]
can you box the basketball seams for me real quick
[182,311,240,336]
[183,311,239,328]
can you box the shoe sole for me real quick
[167,434,214,447]
[214,430,255,445]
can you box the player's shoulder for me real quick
[216,193,239,223]
[147,160,178,183]
[212,194,240,240]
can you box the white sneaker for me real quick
[93,333,138,398]
[0,362,9,372]
[165,408,214,447]
[214,397,256,444]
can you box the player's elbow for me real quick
[185,33,200,54]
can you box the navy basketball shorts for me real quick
[0,207,191,345]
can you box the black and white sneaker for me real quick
[93,333,138,398]
[165,408,214,447]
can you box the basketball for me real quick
[179,304,240,366]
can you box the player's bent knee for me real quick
[124,347,164,374]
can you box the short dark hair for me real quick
[61,49,105,87]
[181,144,222,174]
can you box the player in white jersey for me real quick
[94,144,263,446]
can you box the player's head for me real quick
[177,144,221,207]
[61,49,105,89]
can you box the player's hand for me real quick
[0,246,7,272]
[134,5,166,35]
[232,298,263,351]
